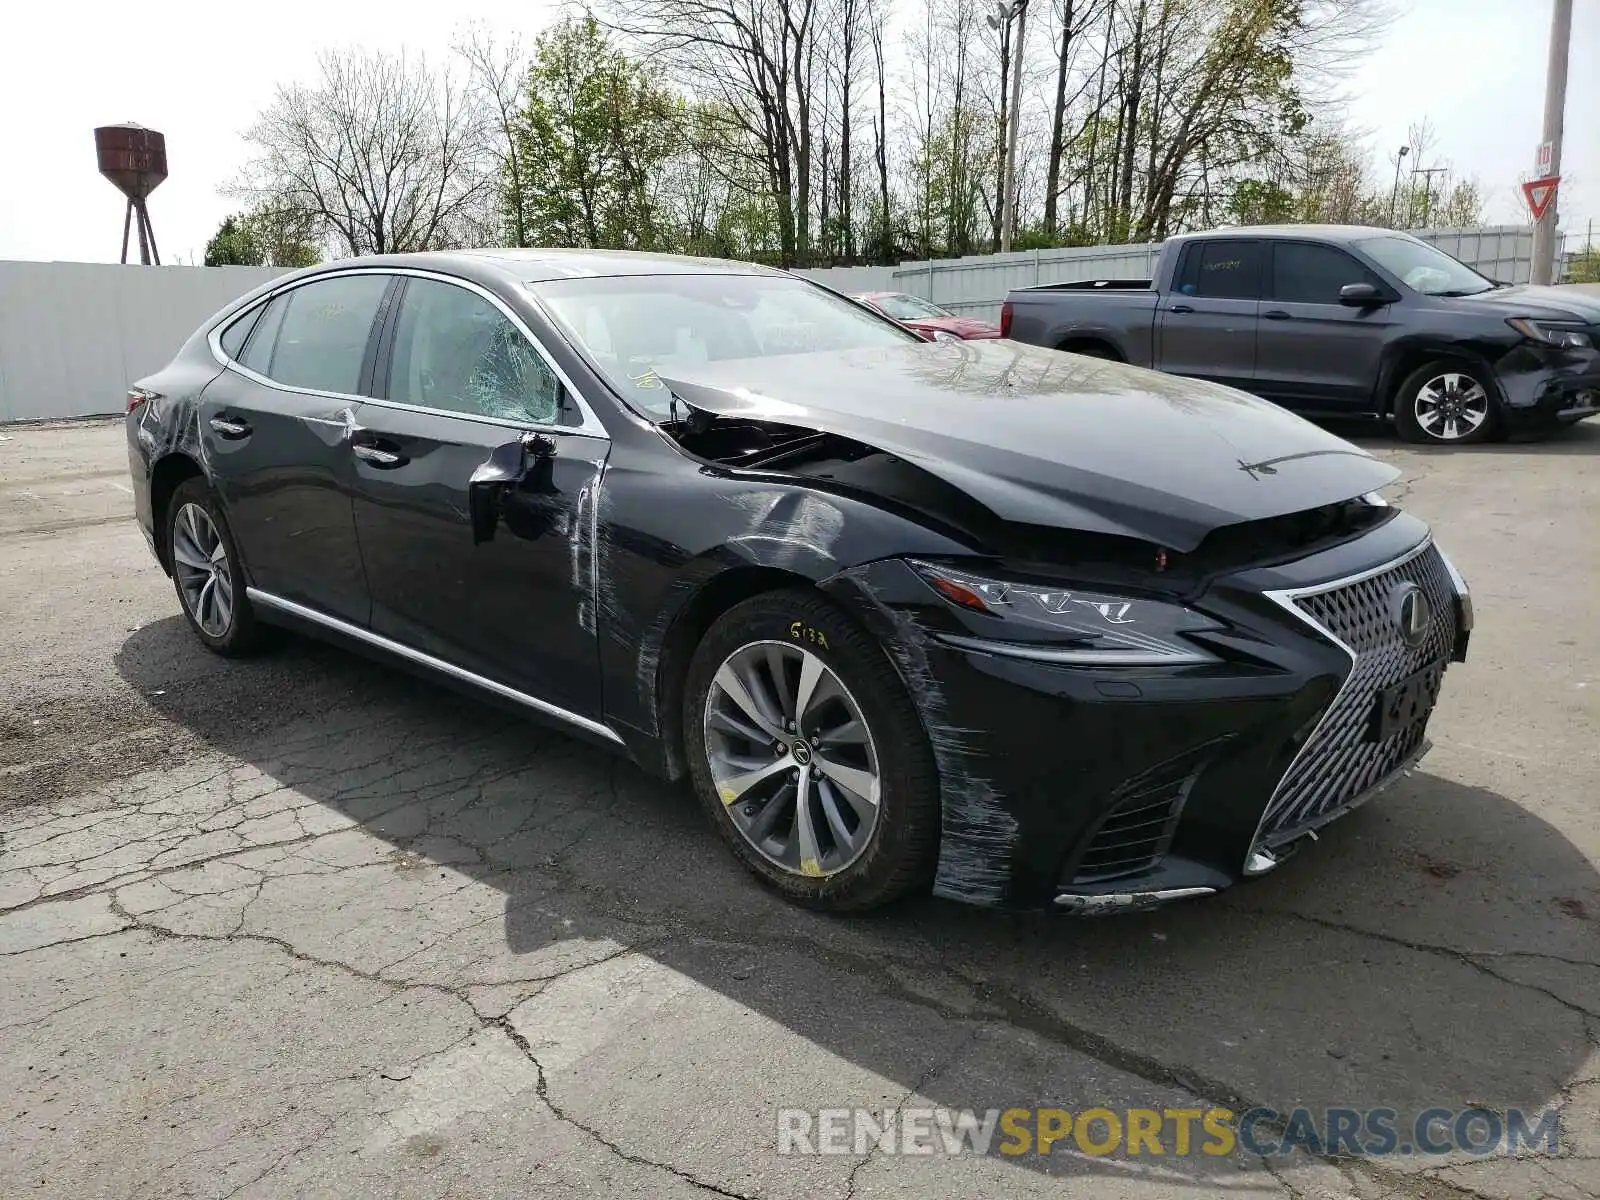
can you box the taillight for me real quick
[999,301,1013,339]
[126,387,157,413]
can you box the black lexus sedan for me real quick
[125,250,1473,912]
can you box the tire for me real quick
[683,589,940,912]
[1393,359,1498,445]
[165,478,266,657]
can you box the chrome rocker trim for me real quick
[1054,886,1217,913]
[246,588,624,746]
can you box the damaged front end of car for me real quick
[614,343,1469,910]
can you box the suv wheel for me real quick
[683,590,940,911]
[1394,360,1497,444]
[166,478,266,656]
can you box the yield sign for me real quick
[1523,176,1560,221]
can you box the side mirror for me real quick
[1339,282,1385,307]
[468,434,557,544]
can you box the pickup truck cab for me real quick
[1002,224,1600,443]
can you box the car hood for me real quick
[659,340,1398,552]
[1446,283,1600,323]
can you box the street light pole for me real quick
[999,0,1029,252]
[1531,0,1572,285]
[1388,146,1409,227]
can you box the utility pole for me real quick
[1531,0,1572,285]
[999,0,1029,252]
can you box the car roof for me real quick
[411,247,789,282]
[1173,225,1412,245]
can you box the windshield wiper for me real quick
[1435,286,1495,297]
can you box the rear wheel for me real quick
[166,478,266,657]
[1394,359,1497,444]
[683,590,940,911]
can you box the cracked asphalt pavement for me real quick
[2,418,1598,1199]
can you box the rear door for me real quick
[1254,240,1395,413]
[348,273,611,720]
[1154,239,1263,390]
[199,272,394,623]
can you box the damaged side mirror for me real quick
[468,433,558,544]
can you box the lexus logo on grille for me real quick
[1390,582,1433,649]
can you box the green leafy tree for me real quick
[204,216,263,266]
[510,17,682,250]
[203,208,321,268]
[1568,248,1600,285]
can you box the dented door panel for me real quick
[348,401,611,720]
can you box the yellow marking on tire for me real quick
[720,788,737,804]
[800,858,824,877]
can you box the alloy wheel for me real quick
[171,502,234,637]
[1414,373,1489,441]
[703,640,881,878]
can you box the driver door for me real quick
[347,274,611,720]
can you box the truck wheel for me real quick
[1394,360,1497,445]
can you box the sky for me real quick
[0,0,1593,265]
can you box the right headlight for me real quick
[909,560,1220,665]
[1507,318,1593,349]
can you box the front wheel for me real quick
[683,590,940,911]
[1394,360,1498,445]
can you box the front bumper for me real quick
[827,514,1471,911]
[1495,341,1600,432]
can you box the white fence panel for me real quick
[792,264,898,293]
[0,262,287,423]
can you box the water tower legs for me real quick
[120,197,161,265]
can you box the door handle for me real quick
[208,415,251,438]
[351,443,405,468]
[1262,309,1292,321]
[1168,304,1194,314]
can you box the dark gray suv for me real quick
[1001,225,1600,444]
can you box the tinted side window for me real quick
[387,278,563,424]
[1177,241,1262,300]
[238,295,288,376]
[219,304,263,360]
[263,275,390,394]
[1272,243,1376,304]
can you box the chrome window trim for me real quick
[246,588,624,746]
[1243,535,1435,870]
[205,266,611,439]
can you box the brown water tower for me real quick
[95,123,167,265]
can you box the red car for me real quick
[855,292,1003,340]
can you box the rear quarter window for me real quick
[219,304,264,360]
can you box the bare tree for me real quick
[235,49,493,257]
[455,26,530,246]
[869,3,892,260]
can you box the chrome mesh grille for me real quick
[1259,544,1457,842]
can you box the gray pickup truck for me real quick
[1000,224,1600,444]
